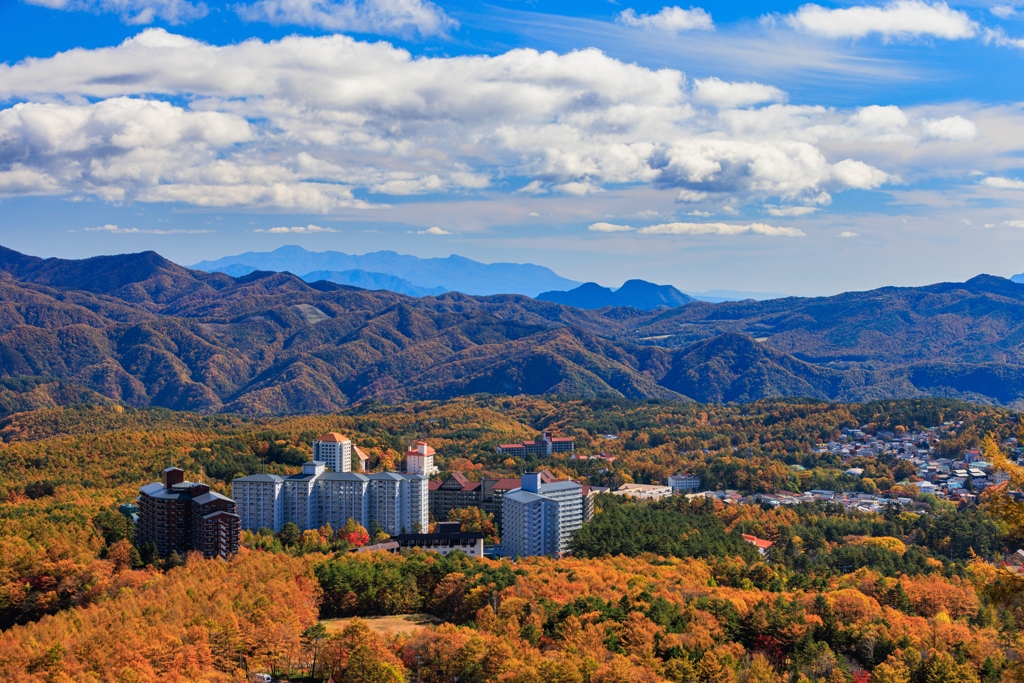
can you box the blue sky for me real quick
[2,0,1024,295]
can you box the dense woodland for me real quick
[1,396,1024,681]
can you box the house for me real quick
[741,533,773,558]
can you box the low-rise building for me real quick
[741,533,773,558]
[667,473,701,493]
[612,483,673,500]
[497,432,574,457]
[391,521,485,557]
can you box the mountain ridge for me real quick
[1,245,1024,414]
[538,279,695,310]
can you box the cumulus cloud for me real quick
[839,230,859,237]
[983,177,1024,189]
[637,221,805,237]
[235,0,456,37]
[787,1,977,40]
[419,226,451,234]
[617,6,713,32]
[24,0,207,24]
[588,222,635,232]
[692,77,786,109]
[0,29,982,214]
[85,223,213,234]
[922,116,977,141]
[254,224,338,233]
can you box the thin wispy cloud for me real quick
[23,0,207,24]
[590,221,805,237]
[839,230,860,238]
[983,177,1024,190]
[254,225,338,233]
[236,0,456,37]
[85,224,213,234]
[588,222,636,232]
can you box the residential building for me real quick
[282,462,324,531]
[429,472,481,521]
[136,467,240,559]
[232,473,285,532]
[497,432,574,457]
[742,533,773,558]
[353,445,370,473]
[668,473,701,493]
[315,472,369,530]
[313,432,352,473]
[502,472,583,557]
[392,521,485,557]
[368,471,429,535]
[612,483,673,500]
[405,441,439,476]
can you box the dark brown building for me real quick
[136,467,241,559]
[428,471,559,529]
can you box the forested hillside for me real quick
[1,396,1023,681]
[4,246,1024,412]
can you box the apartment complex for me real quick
[232,463,428,535]
[502,472,583,558]
[313,432,352,473]
[136,467,240,559]
[497,431,574,458]
[428,471,560,527]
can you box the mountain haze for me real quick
[2,245,1024,414]
[190,245,581,297]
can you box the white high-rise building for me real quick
[405,441,439,476]
[502,472,583,557]
[313,433,352,473]
[232,473,285,532]
[234,463,427,536]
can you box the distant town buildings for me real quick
[502,472,583,558]
[233,463,429,535]
[313,432,352,473]
[668,473,701,493]
[136,467,240,559]
[497,432,574,458]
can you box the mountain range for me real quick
[190,245,581,297]
[2,243,1024,415]
[537,280,694,310]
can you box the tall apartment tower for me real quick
[405,441,439,476]
[136,467,240,559]
[232,473,285,532]
[313,433,352,473]
[316,472,370,530]
[283,462,325,530]
[502,472,583,558]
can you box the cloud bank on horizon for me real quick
[2,0,1024,295]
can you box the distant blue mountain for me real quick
[537,279,694,311]
[1012,273,1024,285]
[685,289,788,302]
[189,245,580,297]
[303,269,447,297]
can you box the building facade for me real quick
[233,464,427,536]
[136,467,240,559]
[429,472,481,521]
[405,441,439,477]
[392,522,485,557]
[313,432,352,473]
[668,473,701,493]
[501,472,583,557]
[497,432,574,458]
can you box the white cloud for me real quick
[839,230,859,237]
[637,221,805,237]
[984,26,1024,48]
[235,0,456,37]
[85,223,214,234]
[831,159,891,189]
[1005,220,1024,228]
[419,226,450,234]
[617,6,713,32]
[983,177,1024,190]
[787,1,978,40]
[991,4,1016,18]
[692,77,786,109]
[588,222,635,232]
[254,224,338,233]
[24,0,207,24]
[765,205,818,216]
[922,115,977,141]
[0,29,986,215]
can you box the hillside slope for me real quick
[2,245,1024,412]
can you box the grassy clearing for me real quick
[320,613,441,637]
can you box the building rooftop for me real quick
[318,472,370,482]
[233,473,285,483]
[192,491,234,505]
[317,432,349,443]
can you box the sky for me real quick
[2,0,1024,295]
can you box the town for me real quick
[123,420,1024,563]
